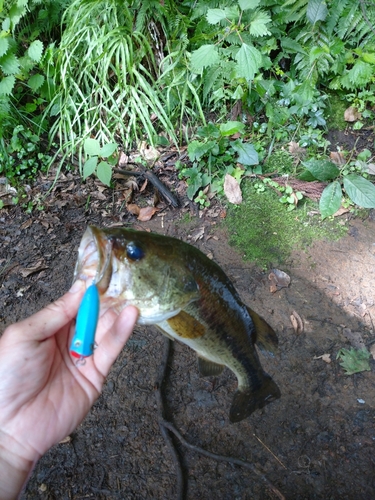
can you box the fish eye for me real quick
[126,242,144,261]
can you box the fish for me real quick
[74,225,281,422]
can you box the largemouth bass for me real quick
[74,226,281,422]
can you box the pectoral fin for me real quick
[198,356,224,377]
[246,306,278,355]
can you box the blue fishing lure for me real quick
[70,284,99,359]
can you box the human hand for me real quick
[0,280,138,499]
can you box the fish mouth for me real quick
[74,226,113,293]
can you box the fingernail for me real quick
[69,279,84,294]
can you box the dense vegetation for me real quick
[1,0,375,215]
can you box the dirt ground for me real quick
[1,156,375,499]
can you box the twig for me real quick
[252,433,287,470]
[155,338,285,500]
[114,167,180,208]
[154,337,185,500]
[159,420,285,500]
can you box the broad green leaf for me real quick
[307,0,328,24]
[249,10,271,37]
[231,140,259,166]
[319,181,342,219]
[2,18,10,31]
[0,74,15,95]
[84,138,101,156]
[281,38,305,54]
[185,168,204,200]
[187,140,217,161]
[235,43,262,81]
[25,102,37,112]
[348,61,373,86]
[298,170,317,182]
[28,74,44,91]
[224,6,239,20]
[28,40,43,62]
[191,45,219,73]
[362,53,375,64]
[0,36,9,57]
[99,142,117,157]
[219,121,245,136]
[343,174,375,208]
[83,156,98,179]
[239,0,260,10]
[206,8,226,24]
[0,53,20,75]
[97,161,112,186]
[302,159,339,181]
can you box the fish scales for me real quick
[74,226,281,422]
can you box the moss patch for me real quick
[226,181,347,268]
[326,92,348,131]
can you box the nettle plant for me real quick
[178,120,260,206]
[189,0,272,109]
[300,152,375,218]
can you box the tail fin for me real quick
[229,376,281,423]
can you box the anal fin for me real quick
[198,356,224,377]
[246,306,278,355]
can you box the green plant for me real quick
[178,120,260,201]
[45,0,178,177]
[0,125,51,181]
[82,138,117,186]
[336,347,371,375]
[0,1,68,165]
[278,184,303,210]
[300,156,375,218]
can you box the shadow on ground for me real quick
[1,200,375,500]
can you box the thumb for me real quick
[93,306,139,377]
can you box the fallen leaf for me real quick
[290,310,304,334]
[118,151,129,166]
[370,344,375,360]
[16,286,31,297]
[344,106,361,122]
[288,141,306,157]
[127,204,140,216]
[333,206,349,217]
[20,219,33,230]
[139,142,160,162]
[224,174,242,204]
[268,269,291,293]
[336,347,371,375]
[190,227,205,242]
[137,206,158,221]
[330,151,346,165]
[313,353,331,363]
[91,191,107,200]
[290,314,299,333]
[140,179,148,192]
[19,261,48,278]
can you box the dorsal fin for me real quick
[246,306,278,355]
